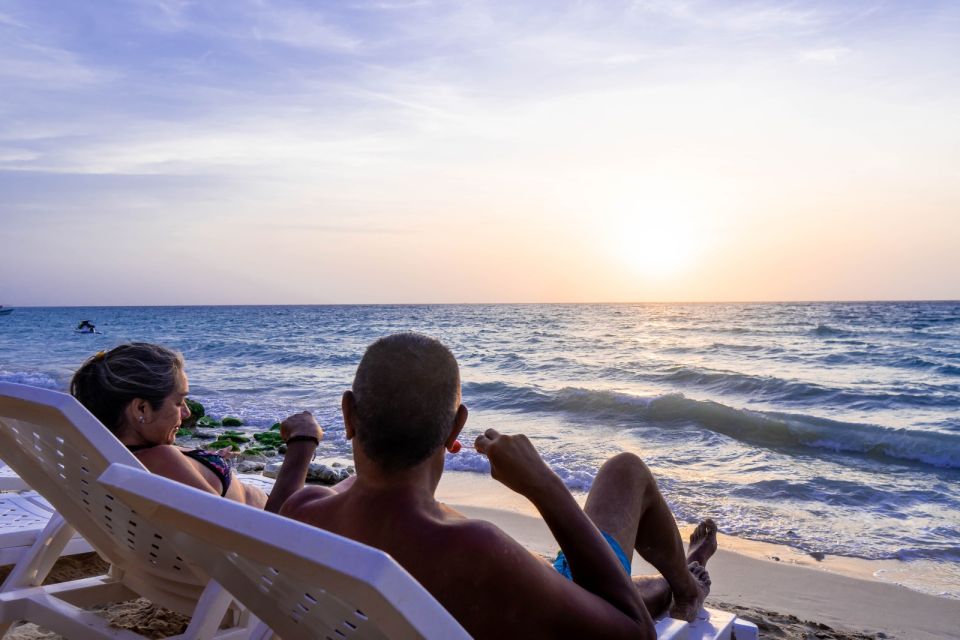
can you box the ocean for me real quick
[1,303,958,598]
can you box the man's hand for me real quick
[280,411,323,442]
[474,429,559,500]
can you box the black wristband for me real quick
[284,435,320,447]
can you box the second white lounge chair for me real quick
[0,491,93,568]
[0,382,258,639]
[0,460,29,492]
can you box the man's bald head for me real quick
[351,332,461,471]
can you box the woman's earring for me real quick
[138,416,145,424]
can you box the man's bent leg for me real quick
[583,452,704,621]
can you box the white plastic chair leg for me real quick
[175,580,237,640]
[1,513,77,591]
[1,588,144,639]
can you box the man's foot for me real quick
[669,519,718,622]
[669,561,711,622]
[689,561,711,596]
[686,518,718,567]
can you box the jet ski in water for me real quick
[74,320,101,334]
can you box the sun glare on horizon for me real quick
[608,194,706,280]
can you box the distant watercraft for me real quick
[0,306,13,316]
[74,320,100,334]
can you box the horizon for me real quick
[2,1,958,305]
[5,298,960,309]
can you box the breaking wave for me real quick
[463,381,960,469]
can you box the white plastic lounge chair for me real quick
[98,463,471,640]
[0,491,94,567]
[98,464,759,640]
[0,459,30,492]
[1,454,94,569]
[0,382,260,639]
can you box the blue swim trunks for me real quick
[553,532,632,580]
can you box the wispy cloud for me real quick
[630,0,829,31]
[261,223,413,235]
[0,39,115,88]
[132,0,364,51]
[800,46,852,64]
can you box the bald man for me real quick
[282,332,716,639]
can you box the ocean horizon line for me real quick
[6,299,960,309]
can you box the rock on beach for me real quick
[263,461,353,485]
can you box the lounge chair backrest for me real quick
[98,463,472,640]
[0,382,205,612]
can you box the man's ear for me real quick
[342,390,357,440]
[445,404,468,450]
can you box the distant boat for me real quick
[0,306,13,316]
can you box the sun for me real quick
[612,211,702,278]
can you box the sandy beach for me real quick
[3,469,957,639]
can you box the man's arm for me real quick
[264,412,322,513]
[474,430,654,632]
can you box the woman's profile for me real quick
[71,342,321,512]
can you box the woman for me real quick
[71,342,321,513]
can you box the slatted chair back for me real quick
[0,382,206,613]
[98,463,472,640]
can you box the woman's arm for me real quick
[135,446,223,496]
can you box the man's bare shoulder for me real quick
[433,513,526,556]
[279,485,340,520]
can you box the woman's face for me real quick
[138,369,191,445]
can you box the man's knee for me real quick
[601,452,656,488]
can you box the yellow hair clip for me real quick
[94,350,106,361]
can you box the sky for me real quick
[1,0,958,305]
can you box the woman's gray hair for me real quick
[71,342,184,434]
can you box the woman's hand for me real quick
[213,446,239,460]
[280,411,323,443]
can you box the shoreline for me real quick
[436,470,960,640]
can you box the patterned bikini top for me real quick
[126,444,232,497]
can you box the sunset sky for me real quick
[1,0,958,305]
